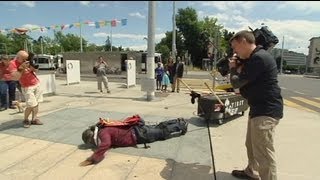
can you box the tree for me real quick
[54,31,87,52]
[176,7,203,67]
[221,29,235,56]
[5,32,32,54]
[156,44,170,63]
[155,31,185,62]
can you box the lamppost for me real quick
[38,36,44,54]
[172,1,176,62]
[280,35,285,74]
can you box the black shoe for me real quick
[0,107,7,111]
[231,170,259,180]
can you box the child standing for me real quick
[155,63,164,90]
[162,70,170,92]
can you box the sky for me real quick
[1,1,320,55]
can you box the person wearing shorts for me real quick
[18,53,43,128]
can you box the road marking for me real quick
[291,97,320,108]
[293,91,305,95]
[283,99,316,113]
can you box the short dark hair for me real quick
[230,30,255,44]
[82,128,94,145]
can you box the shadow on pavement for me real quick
[0,119,24,131]
[160,158,213,180]
[216,171,240,180]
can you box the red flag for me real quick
[111,20,117,27]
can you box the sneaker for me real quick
[231,170,259,180]
[0,107,7,111]
[31,119,43,125]
[107,90,111,94]
[23,120,31,128]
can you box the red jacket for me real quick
[89,126,137,163]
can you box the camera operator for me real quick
[228,30,283,180]
[15,51,43,128]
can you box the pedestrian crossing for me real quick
[284,97,320,113]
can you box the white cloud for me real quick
[201,8,320,55]
[129,12,146,19]
[278,2,320,13]
[98,2,109,7]
[128,44,147,51]
[200,1,256,12]
[13,1,36,8]
[80,1,90,6]
[221,17,320,54]
[93,33,165,42]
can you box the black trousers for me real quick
[0,81,16,108]
[133,118,188,144]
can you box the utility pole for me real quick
[79,17,83,53]
[146,1,156,101]
[280,36,284,74]
[110,26,113,52]
[172,1,176,61]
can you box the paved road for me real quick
[278,75,320,113]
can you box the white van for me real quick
[34,54,55,70]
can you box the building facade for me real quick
[307,37,320,68]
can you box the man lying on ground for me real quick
[80,117,188,166]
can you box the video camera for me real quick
[26,52,39,69]
[216,26,279,77]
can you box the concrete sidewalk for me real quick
[0,79,319,180]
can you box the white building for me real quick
[271,48,306,66]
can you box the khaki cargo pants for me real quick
[244,116,279,180]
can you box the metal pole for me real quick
[40,37,43,54]
[280,36,284,74]
[172,1,176,61]
[212,28,218,89]
[110,26,113,52]
[146,1,156,101]
[30,41,33,52]
[79,17,83,53]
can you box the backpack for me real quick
[93,66,98,74]
[249,26,279,50]
[96,115,144,128]
[95,115,150,148]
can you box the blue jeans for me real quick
[0,81,17,108]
